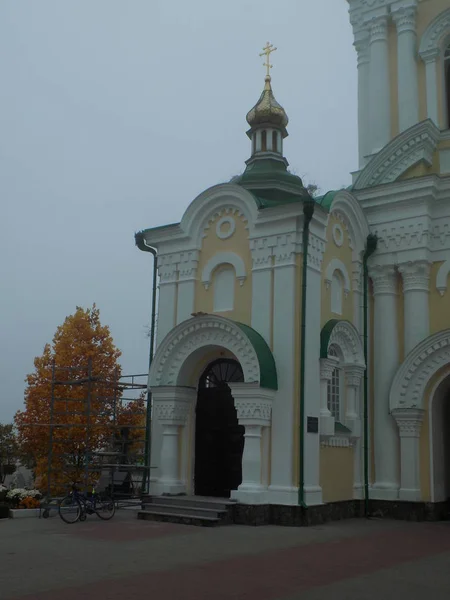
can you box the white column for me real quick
[398,261,431,355]
[152,386,195,495]
[319,357,337,436]
[344,366,364,434]
[156,256,178,347]
[392,408,425,501]
[250,243,273,346]
[176,252,198,324]
[369,265,400,499]
[392,4,419,132]
[268,246,298,505]
[421,50,440,126]
[354,34,370,168]
[367,14,391,153]
[352,261,363,333]
[230,383,273,505]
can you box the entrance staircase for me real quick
[138,495,237,527]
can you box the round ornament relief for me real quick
[216,216,236,240]
[332,224,344,248]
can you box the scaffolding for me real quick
[38,360,149,517]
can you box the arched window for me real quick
[445,43,450,128]
[331,271,343,315]
[327,346,341,420]
[213,265,235,312]
[272,131,278,152]
[261,130,267,152]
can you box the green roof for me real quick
[234,321,278,390]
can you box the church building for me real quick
[136,0,450,521]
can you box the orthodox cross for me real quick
[259,42,277,77]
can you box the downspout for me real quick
[135,232,158,494]
[362,233,377,517]
[298,197,315,507]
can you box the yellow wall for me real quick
[194,211,252,325]
[430,262,450,334]
[321,214,354,327]
[320,446,354,502]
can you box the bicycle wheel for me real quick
[59,495,82,524]
[95,495,115,520]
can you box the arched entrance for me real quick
[194,359,245,498]
[431,375,450,502]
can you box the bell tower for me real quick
[348,0,450,170]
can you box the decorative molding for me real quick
[324,258,351,297]
[216,215,236,240]
[177,250,199,281]
[369,264,398,295]
[154,400,191,425]
[320,357,339,381]
[392,408,425,438]
[326,191,370,262]
[320,436,355,448]
[149,315,261,387]
[391,5,417,34]
[327,321,365,367]
[352,261,363,294]
[234,400,272,423]
[418,8,450,59]
[344,365,365,388]
[332,223,344,247]
[201,251,246,289]
[367,14,389,43]
[436,260,450,296]
[389,329,450,411]
[398,260,431,293]
[353,120,441,190]
[158,255,178,284]
[307,232,326,271]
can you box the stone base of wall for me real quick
[230,500,450,527]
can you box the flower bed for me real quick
[0,486,43,518]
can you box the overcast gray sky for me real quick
[0,0,357,422]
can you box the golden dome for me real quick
[246,76,289,130]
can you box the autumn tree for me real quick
[0,424,19,483]
[15,305,146,494]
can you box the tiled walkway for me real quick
[1,511,450,599]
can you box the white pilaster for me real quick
[344,366,364,435]
[176,252,198,325]
[156,256,178,347]
[398,261,431,355]
[151,386,195,495]
[319,357,337,436]
[230,382,274,505]
[421,50,440,126]
[392,408,425,501]
[303,257,323,506]
[370,265,400,499]
[268,246,298,505]
[367,13,391,153]
[352,261,363,333]
[354,34,370,168]
[250,242,273,346]
[392,3,419,132]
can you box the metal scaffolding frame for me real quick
[37,360,149,517]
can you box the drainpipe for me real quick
[298,198,315,507]
[362,234,377,517]
[135,232,158,494]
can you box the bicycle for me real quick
[58,484,115,524]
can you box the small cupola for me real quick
[245,43,289,162]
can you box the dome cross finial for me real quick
[259,41,277,78]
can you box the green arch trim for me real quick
[320,319,350,358]
[234,321,278,390]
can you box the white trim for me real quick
[216,216,236,240]
[436,260,450,296]
[326,320,365,368]
[149,315,263,388]
[389,329,450,411]
[353,119,441,190]
[418,8,450,58]
[324,258,351,296]
[201,251,246,290]
[327,190,370,261]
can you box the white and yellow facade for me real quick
[136,0,450,513]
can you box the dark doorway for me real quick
[194,359,245,498]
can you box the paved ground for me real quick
[1,510,450,599]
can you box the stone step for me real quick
[138,509,221,527]
[142,502,227,520]
[143,495,236,512]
